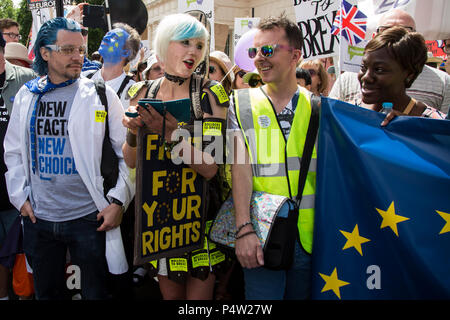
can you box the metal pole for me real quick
[104,0,112,31]
[55,0,64,17]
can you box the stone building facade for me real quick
[142,0,296,58]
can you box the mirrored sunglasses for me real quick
[248,44,294,59]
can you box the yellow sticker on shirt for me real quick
[203,121,222,136]
[210,84,230,104]
[95,110,107,123]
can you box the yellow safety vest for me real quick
[234,87,316,253]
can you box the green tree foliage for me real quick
[0,0,17,21]
[16,0,32,46]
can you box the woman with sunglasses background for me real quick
[299,59,329,96]
[208,50,234,95]
[232,68,250,89]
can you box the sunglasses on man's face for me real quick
[248,44,294,59]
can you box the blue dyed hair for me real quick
[153,13,209,63]
[33,17,81,76]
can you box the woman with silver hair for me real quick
[122,13,229,300]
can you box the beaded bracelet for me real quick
[235,221,252,237]
[235,230,256,240]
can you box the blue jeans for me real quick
[23,212,108,300]
[243,240,312,300]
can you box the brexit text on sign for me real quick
[134,130,207,265]
[294,0,341,60]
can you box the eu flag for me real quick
[312,98,450,300]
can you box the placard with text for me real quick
[134,129,207,265]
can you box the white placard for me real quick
[178,0,215,52]
[233,17,260,48]
[293,0,341,61]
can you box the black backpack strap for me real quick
[86,70,97,79]
[295,94,320,208]
[94,79,119,198]
[117,75,133,99]
[94,78,108,122]
[146,77,162,99]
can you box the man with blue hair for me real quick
[4,17,135,299]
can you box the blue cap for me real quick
[0,31,5,49]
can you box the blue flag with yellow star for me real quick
[312,98,450,300]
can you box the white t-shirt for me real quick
[87,70,135,110]
[28,81,97,221]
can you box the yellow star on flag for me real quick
[319,268,350,300]
[375,201,410,237]
[436,210,450,235]
[340,224,370,256]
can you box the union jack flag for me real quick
[331,0,367,46]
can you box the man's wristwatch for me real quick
[110,197,123,207]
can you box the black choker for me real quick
[164,72,188,85]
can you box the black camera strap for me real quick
[295,95,320,209]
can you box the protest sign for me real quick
[293,0,340,60]
[26,0,71,10]
[178,0,215,52]
[134,129,207,265]
[233,17,260,49]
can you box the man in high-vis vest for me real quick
[227,14,316,299]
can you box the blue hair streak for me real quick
[33,17,82,76]
[171,20,208,42]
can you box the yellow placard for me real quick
[210,84,230,104]
[210,250,226,266]
[169,258,188,272]
[191,252,209,268]
[203,121,222,136]
[127,81,145,99]
[95,110,107,123]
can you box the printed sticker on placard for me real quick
[203,121,222,136]
[210,84,230,104]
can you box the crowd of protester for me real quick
[0,6,449,301]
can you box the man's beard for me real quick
[64,63,82,80]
